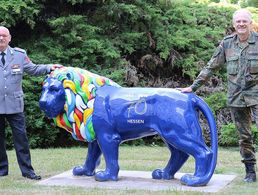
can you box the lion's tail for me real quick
[194,95,218,184]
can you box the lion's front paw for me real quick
[95,170,118,182]
[72,166,95,176]
[152,169,174,180]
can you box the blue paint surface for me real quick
[39,67,218,187]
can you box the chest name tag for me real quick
[11,68,21,74]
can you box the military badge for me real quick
[11,64,21,74]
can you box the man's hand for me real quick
[176,86,193,93]
[51,64,63,71]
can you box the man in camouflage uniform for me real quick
[180,9,257,182]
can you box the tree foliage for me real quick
[0,0,42,27]
[1,0,257,147]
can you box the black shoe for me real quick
[22,173,41,180]
[244,163,256,183]
[244,172,256,182]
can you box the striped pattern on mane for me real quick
[48,67,120,142]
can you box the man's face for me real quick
[0,27,11,51]
[233,12,252,37]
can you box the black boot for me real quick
[244,163,256,182]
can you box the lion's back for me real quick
[93,86,196,135]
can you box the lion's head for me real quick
[39,77,66,118]
[39,67,120,142]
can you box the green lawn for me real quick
[0,146,257,195]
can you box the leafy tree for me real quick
[0,0,42,27]
[239,0,258,7]
[2,0,257,147]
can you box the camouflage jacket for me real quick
[191,32,258,107]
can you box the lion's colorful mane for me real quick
[48,67,120,142]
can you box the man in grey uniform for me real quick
[0,26,61,180]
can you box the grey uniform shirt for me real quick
[0,46,52,114]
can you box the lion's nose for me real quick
[39,93,48,111]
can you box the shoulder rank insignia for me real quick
[14,47,26,53]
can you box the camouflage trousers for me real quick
[231,105,258,164]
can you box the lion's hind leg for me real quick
[160,125,214,186]
[179,142,213,186]
[73,140,101,176]
[152,144,189,180]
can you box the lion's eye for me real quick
[49,86,59,92]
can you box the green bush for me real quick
[2,0,258,148]
[204,91,227,114]
[219,123,258,147]
[0,0,41,27]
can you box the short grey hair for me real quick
[233,9,252,22]
[0,26,10,36]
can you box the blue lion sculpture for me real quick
[39,67,218,186]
